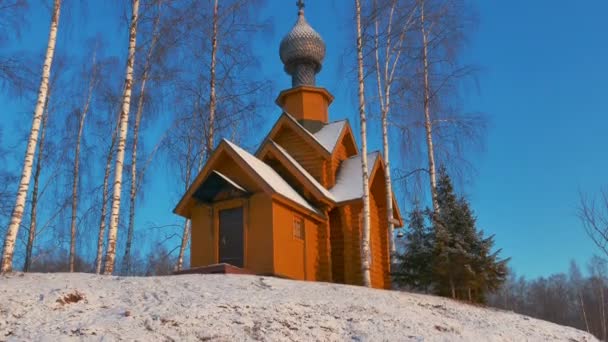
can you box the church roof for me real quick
[224,139,319,214]
[268,140,336,201]
[312,120,347,152]
[330,152,381,203]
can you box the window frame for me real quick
[293,215,305,241]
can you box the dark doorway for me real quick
[218,207,244,267]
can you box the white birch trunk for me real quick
[176,0,219,272]
[382,110,396,261]
[24,95,50,272]
[373,0,402,264]
[95,127,117,274]
[69,67,95,273]
[420,0,440,213]
[355,0,372,288]
[123,3,161,275]
[1,0,61,273]
[175,219,190,271]
[104,0,140,275]
[206,0,218,160]
[176,117,196,272]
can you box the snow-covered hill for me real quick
[0,273,597,341]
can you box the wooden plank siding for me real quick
[272,201,332,281]
[329,208,345,283]
[327,129,358,188]
[370,164,391,289]
[273,125,328,186]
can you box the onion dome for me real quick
[279,1,326,87]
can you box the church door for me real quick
[218,207,244,267]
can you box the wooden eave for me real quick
[173,140,321,220]
[271,193,326,223]
[256,112,332,159]
[334,121,359,156]
[257,140,335,207]
[333,154,404,227]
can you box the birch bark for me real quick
[420,0,439,213]
[355,0,372,287]
[206,0,218,160]
[69,61,96,272]
[24,94,50,272]
[104,0,140,275]
[176,113,197,272]
[123,1,162,275]
[372,0,413,263]
[1,0,61,273]
[176,0,220,271]
[94,126,117,274]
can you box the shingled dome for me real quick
[279,7,326,87]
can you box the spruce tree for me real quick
[396,205,434,291]
[432,167,508,302]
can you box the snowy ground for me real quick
[0,273,597,341]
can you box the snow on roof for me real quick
[312,120,346,153]
[211,170,246,192]
[330,152,380,203]
[282,112,331,153]
[269,141,336,201]
[223,139,319,214]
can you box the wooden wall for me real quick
[331,167,391,289]
[273,125,327,186]
[271,201,331,281]
[190,194,274,275]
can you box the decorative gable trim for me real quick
[174,139,322,221]
[258,140,336,205]
[257,112,332,158]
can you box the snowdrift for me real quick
[0,273,597,341]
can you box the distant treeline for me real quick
[488,258,607,340]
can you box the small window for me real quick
[293,215,305,240]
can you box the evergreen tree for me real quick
[432,167,508,302]
[431,168,474,299]
[398,167,508,303]
[396,205,434,291]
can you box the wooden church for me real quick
[174,3,402,289]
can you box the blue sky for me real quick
[2,0,607,278]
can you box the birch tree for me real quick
[170,0,270,270]
[1,0,61,273]
[104,0,140,275]
[123,0,163,275]
[570,261,591,334]
[419,0,439,212]
[94,122,117,274]
[205,0,218,161]
[175,114,197,271]
[355,0,372,287]
[69,54,99,272]
[23,92,50,272]
[388,0,482,210]
[371,0,417,262]
[579,188,608,259]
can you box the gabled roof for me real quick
[223,140,319,214]
[312,120,347,152]
[212,170,246,192]
[257,112,331,157]
[174,139,320,218]
[266,140,336,202]
[193,171,248,203]
[330,152,381,203]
